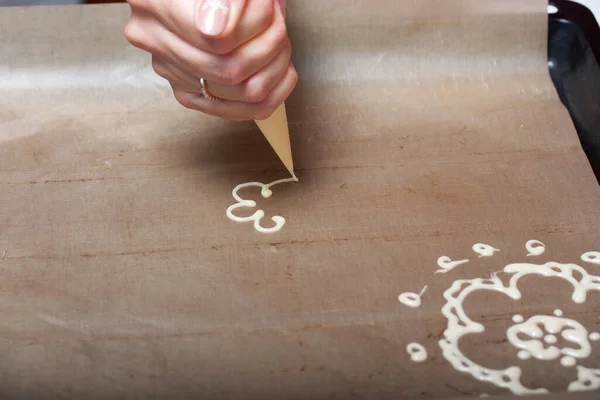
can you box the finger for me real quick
[152,56,204,92]
[173,63,297,121]
[215,4,288,82]
[201,39,291,103]
[253,63,298,120]
[173,84,255,121]
[126,14,226,84]
[152,42,290,104]
[195,0,246,38]
[128,0,246,38]
[137,0,274,55]
[128,8,288,87]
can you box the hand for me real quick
[125,0,297,121]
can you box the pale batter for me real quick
[406,342,428,363]
[439,259,600,394]
[526,240,546,256]
[397,240,600,394]
[581,252,600,265]
[226,176,298,233]
[507,314,592,367]
[398,286,428,308]
[436,256,469,274]
[512,315,524,323]
[554,309,564,317]
[473,243,499,257]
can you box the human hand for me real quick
[125,0,297,121]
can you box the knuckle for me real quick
[289,66,299,86]
[270,19,288,47]
[254,103,277,121]
[254,0,276,29]
[124,20,142,47]
[201,36,237,56]
[283,38,293,56]
[246,81,270,103]
[127,0,154,14]
[124,20,152,52]
[213,39,237,56]
[151,59,168,79]
[219,62,246,86]
[126,0,143,9]
[278,40,293,65]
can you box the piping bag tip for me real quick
[253,103,296,181]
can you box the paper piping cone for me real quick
[254,103,295,178]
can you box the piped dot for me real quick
[561,356,576,367]
[544,334,558,344]
[554,309,563,317]
[398,292,421,308]
[512,314,524,323]
[472,243,499,257]
[518,350,531,360]
[581,252,600,265]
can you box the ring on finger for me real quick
[199,77,220,101]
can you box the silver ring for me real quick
[199,77,219,101]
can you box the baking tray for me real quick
[548,0,600,183]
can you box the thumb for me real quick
[195,0,247,38]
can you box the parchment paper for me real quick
[1,1,600,399]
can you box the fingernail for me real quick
[197,0,230,37]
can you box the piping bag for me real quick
[252,2,295,180]
[254,103,296,179]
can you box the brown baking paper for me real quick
[1,1,600,399]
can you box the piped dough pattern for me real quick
[226,177,298,233]
[397,240,600,395]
